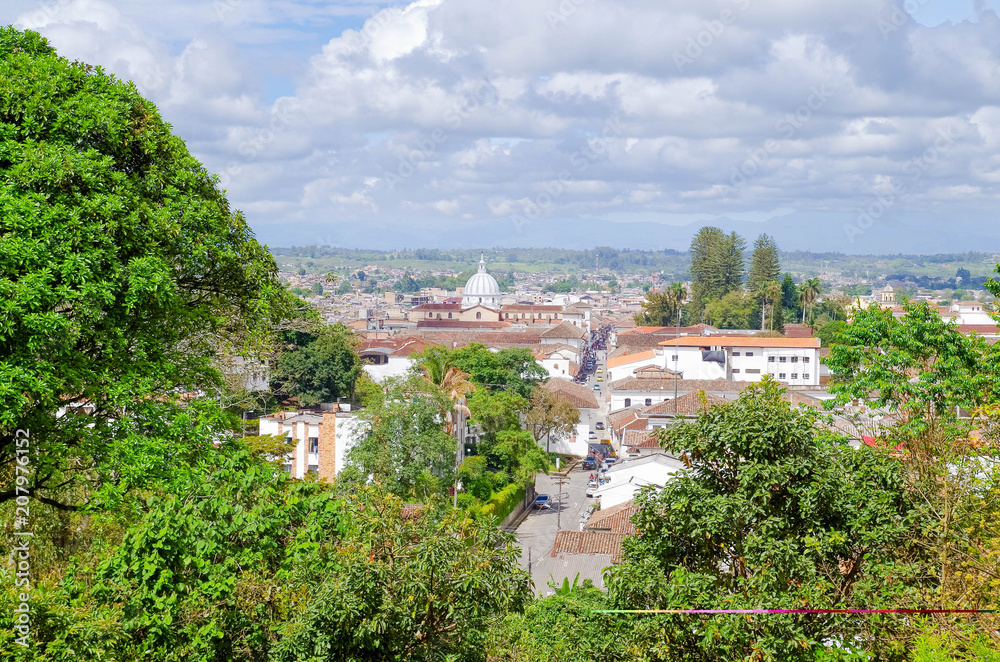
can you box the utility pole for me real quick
[552,475,570,531]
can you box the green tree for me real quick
[450,344,548,398]
[634,282,686,327]
[781,273,801,321]
[347,375,458,498]
[273,325,362,406]
[798,277,822,323]
[467,389,529,445]
[747,233,781,293]
[0,28,288,509]
[606,379,924,660]
[702,290,756,329]
[688,227,746,321]
[310,281,324,296]
[523,388,580,449]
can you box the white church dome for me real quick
[462,254,501,309]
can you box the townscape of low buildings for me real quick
[264,254,1000,587]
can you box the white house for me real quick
[258,407,365,480]
[541,321,589,350]
[538,379,601,457]
[535,344,581,380]
[658,337,821,386]
[606,349,662,383]
[592,453,686,508]
[358,338,428,383]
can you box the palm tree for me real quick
[799,278,822,323]
[761,280,783,331]
[666,282,687,326]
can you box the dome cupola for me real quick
[462,254,501,310]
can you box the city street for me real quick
[514,462,603,594]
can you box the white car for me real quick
[586,485,598,498]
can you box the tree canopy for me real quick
[0,28,289,509]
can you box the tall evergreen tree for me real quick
[747,234,781,293]
[781,273,801,320]
[689,227,746,321]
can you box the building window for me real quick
[645,398,652,406]
[671,355,678,362]
[745,352,753,357]
[733,352,741,356]
[779,373,786,379]
[427,312,432,318]
[746,368,761,374]
[768,356,775,362]
[476,312,482,320]
[505,313,510,319]
[732,368,740,373]
[791,356,799,363]
[803,357,810,363]
[803,373,810,380]
[309,437,319,454]
[779,356,787,363]
[448,312,453,319]
[521,313,526,319]
[624,398,631,407]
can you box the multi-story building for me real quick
[257,406,364,480]
[658,337,821,386]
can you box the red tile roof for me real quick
[586,500,639,535]
[551,530,628,564]
[642,391,728,416]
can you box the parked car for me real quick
[533,494,550,509]
[586,485,598,498]
[595,421,605,430]
[593,384,601,391]
[582,456,598,470]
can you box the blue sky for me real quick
[5,0,1000,251]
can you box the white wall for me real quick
[544,409,598,457]
[363,356,413,383]
[607,353,665,383]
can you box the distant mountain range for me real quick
[251,210,1000,255]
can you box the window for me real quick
[732,368,741,374]
[745,368,761,374]
[427,312,432,318]
[733,352,741,357]
[768,356,775,362]
[521,313,526,319]
[745,352,753,357]
[803,373,810,380]
[803,357,810,364]
[476,312,482,320]
[779,356,787,363]
[448,312,453,319]
[779,373,786,379]
[791,373,798,380]
[309,437,319,454]
[645,398,652,406]
[624,398,631,407]
[791,356,799,363]
[671,355,678,362]
[505,313,510,319]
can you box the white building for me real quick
[658,337,821,386]
[592,453,686,508]
[538,379,601,457]
[461,254,502,310]
[258,407,365,480]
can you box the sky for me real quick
[5,0,1000,252]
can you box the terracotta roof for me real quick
[608,407,643,435]
[541,378,600,409]
[782,324,816,338]
[659,337,820,348]
[610,376,749,393]
[586,500,639,535]
[551,530,628,564]
[413,303,463,311]
[541,321,588,340]
[501,304,563,312]
[416,320,507,329]
[642,391,728,416]
[623,429,657,446]
[619,324,717,336]
[958,325,1000,335]
[607,350,657,369]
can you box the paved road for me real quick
[514,464,598,595]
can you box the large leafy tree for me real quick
[0,29,288,509]
[449,343,548,398]
[606,379,924,660]
[272,324,362,406]
[347,375,458,498]
[523,387,580,447]
[634,282,686,327]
